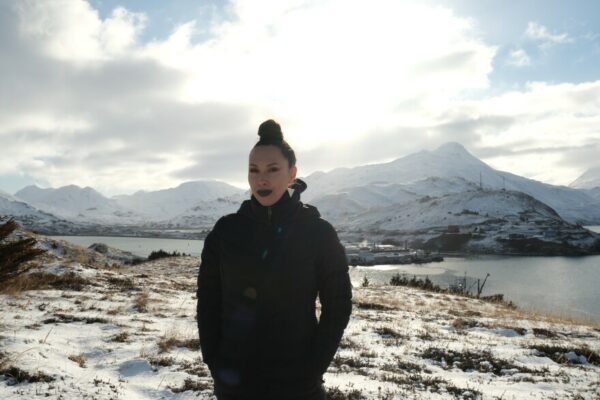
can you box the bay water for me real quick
[52,233,600,322]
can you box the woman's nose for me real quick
[258,173,269,185]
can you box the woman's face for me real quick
[248,145,297,206]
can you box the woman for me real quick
[197,120,353,399]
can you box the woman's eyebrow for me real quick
[249,162,280,167]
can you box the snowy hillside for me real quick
[584,187,600,202]
[112,180,245,220]
[311,177,479,218]
[338,189,558,231]
[165,192,247,228]
[303,143,600,224]
[0,236,598,399]
[333,189,600,255]
[15,185,143,224]
[570,166,600,189]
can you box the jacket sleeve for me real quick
[312,221,353,376]
[196,220,222,369]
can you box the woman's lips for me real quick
[257,189,273,197]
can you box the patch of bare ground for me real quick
[178,357,211,378]
[42,313,108,324]
[338,336,362,351]
[451,317,481,331]
[354,301,394,311]
[331,354,374,370]
[147,355,176,367]
[110,331,130,343]
[68,353,86,368]
[168,377,212,393]
[447,308,482,318]
[157,334,200,353]
[325,386,370,399]
[380,358,423,374]
[421,347,547,376]
[532,327,564,339]
[529,344,599,366]
[105,275,136,290]
[476,322,527,335]
[0,365,55,384]
[378,372,482,399]
[134,291,150,312]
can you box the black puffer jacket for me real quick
[197,179,352,397]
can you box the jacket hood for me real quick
[237,178,320,224]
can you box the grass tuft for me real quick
[68,353,87,368]
[134,291,150,313]
[157,334,200,353]
[168,377,212,393]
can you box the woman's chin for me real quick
[254,192,281,206]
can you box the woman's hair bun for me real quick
[258,119,284,142]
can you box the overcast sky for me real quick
[1,0,599,196]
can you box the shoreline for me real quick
[48,233,600,257]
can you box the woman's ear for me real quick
[289,165,298,185]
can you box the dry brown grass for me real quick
[487,302,600,329]
[168,377,212,393]
[111,331,130,343]
[157,334,200,353]
[68,353,87,368]
[148,355,175,367]
[0,365,55,383]
[106,276,136,290]
[106,305,124,315]
[134,291,150,313]
[355,286,600,330]
[1,271,91,295]
[74,252,93,265]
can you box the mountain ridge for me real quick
[303,142,600,225]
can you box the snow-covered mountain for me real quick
[0,191,81,234]
[570,166,600,189]
[112,180,245,220]
[5,143,600,251]
[304,142,600,225]
[11,181,246,226]
[15,185,142,224]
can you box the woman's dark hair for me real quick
[254,119,296,168]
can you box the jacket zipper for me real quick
[267,206,272,224]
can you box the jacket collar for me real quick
[238,178,311,225]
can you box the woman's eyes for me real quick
[249,167,280,173]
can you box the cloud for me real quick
[0,0,598,196]
[0,0,501,195]
[525,21,572,48]
[456,81,600,185]
[0,0,256,195]
[141,0,496,144]
[507,48,531,67]
[14,1,146,62]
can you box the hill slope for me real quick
[0,237,598,399]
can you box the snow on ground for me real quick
[1,238,599,399]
